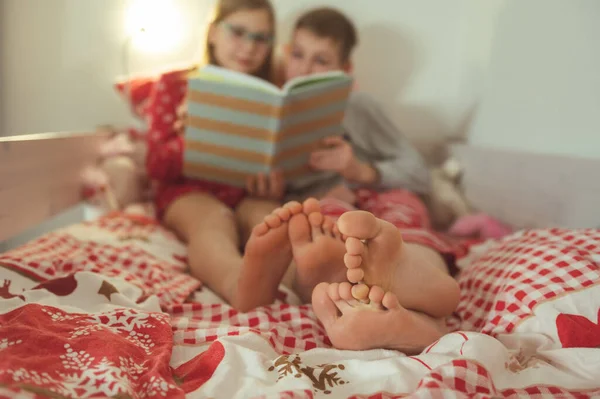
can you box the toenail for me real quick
[351,283,370,300]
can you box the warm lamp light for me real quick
[125,0,184,53]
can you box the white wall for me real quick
[454,0,505,133]
[0,0,470,144]
[0,0,215,136]
[0,1,6,134]
[275,0,468,144]
[467,0,600,159]
[4,0,597,160]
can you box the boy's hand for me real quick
[309,136,353,173]
[310,136,379,184]
[246,170,285,200]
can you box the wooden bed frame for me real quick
[1,131,599,246]
[0,131,110,242]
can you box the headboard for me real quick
[0,131,109,242]
[453,144,600,230]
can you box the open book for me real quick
[182,65,353,188]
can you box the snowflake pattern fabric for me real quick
[1,212,599,398]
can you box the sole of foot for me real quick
[287,198,347,302]
[234,201,302,311]
[337,210,405,298]
[312,282,444,354]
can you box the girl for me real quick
[146,0,293,312]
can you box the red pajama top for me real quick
[145,69,246,218]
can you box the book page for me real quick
[196,65,280,93]
[282,70,349,93]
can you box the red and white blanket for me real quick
[1,213,599,398]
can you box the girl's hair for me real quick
[205,0,275,82]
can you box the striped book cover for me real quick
[183,65,353,188]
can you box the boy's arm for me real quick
[343,92,431,194]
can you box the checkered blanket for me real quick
[1,212,599,398]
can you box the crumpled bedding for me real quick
[1,212,599,398]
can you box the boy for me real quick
[282,7,431,203]
[258,8,459,353]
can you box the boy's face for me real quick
[285,28,347,81]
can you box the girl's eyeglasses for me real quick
[220,22,274,47]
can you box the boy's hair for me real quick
[205,0,276,81]
[294,7,358,63]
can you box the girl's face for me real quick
[209,9,273,75]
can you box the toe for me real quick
[351,284,370,301]
[252,222,269,236]
[264,214,282,228]
[312,283,339,327]
[336,282,359,311]
[345,237,364,256]
[275,207,291,221]
[347,268,364,283]
[382,291,401,310]
[302,198,321,215]
[322,218,334,236]
[308,212,324,227]
[289,213,311,245]
[308,213,324,237]
[344,253,362,269]
[368,285,385,304]
[333,224,341,237]
[337,211,381,240]
[338,282,354,301]
[327,282,341,301]
[284,201,303,215]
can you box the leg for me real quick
[337,211,460,319]
[357,188,431,230]
[312,282,446,354]
[164,193,301,311]
[164,193,241,301]
[235,197,280,245]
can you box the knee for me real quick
[167,195,237,240]
[191,206,236,237]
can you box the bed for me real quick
[1,132,600,399]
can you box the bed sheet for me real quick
[1,212,599,398]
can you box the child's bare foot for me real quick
[312,282,445,354]
[337,210,407,299]
[288,199,347,302]
[337,210,460,318]
[234,201,302,311]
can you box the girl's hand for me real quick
[246,170,285,200]
[173,103,187,136]
[309,136,379,184]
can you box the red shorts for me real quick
[154,179,246,220]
